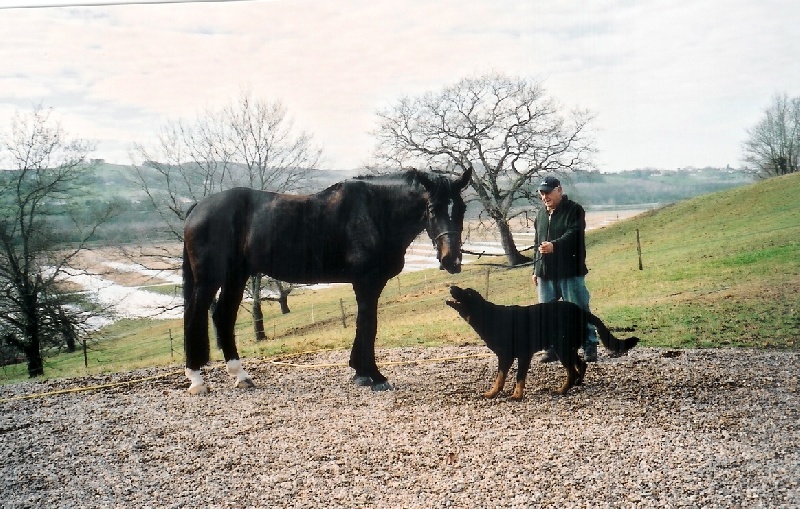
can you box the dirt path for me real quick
[1,346,797,508]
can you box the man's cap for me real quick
[538,176,561,192]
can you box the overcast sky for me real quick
[1,0,798,172]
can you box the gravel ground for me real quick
[1,346,798,508]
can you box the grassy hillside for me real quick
[2,173,798,383]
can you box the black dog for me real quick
[446,286,639,399]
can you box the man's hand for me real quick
[538,241,554,254]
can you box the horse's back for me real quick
[184,188,274,280]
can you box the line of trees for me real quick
[1,76,794,377]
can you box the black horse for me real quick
[182,168,472,394]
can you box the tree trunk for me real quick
[278,291,291,314]
[497,217,531,266]
[251,276,267,342]
[5,333,44,378]
[64,328,76,353]
[26,345,44,378]
[25,301,45,377]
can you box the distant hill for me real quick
[75,163,757,243]
[565,167,755,209]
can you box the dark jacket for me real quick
[532,196,588,279]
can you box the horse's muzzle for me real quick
[439,253,463,274]
[434,231,463,273]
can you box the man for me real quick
[531,176,599,362]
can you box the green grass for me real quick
[3,173,799,384]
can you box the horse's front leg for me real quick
[350,281,392,391]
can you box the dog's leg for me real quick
[557,364,579,395]
[484,357,513,398]
[510,378,526,401]
[574,357,587,386]
[484,370,507,398]
[510,355,532,401]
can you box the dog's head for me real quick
[445,285,483,321]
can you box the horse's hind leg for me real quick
[184,282,218,395]
[213,273,255,389]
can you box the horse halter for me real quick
[432,230,458,245]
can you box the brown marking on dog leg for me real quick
[483,371,506,398]
[509,379,526,401]
[557,368,578,395]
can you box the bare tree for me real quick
[225,90,321,337]
[373,72,596,265]
[131,90,321,339]
[130,109,237,241]
[742,93,800,178]
[0,106,115,376]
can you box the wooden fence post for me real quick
[340,298,347,328]
[636,229,643,270]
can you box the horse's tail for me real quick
[182,240,193,305]
[587,313,640,355]
[182,202,197,305]
[182,238,210,369]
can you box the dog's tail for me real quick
[587,313,640,355]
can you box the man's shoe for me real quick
[583,342,598,363]
[537,348,558,363]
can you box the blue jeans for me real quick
[536,275,598,346]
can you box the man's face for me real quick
[539,186,563,210]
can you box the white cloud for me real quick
[1,0,799,171]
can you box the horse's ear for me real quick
[455,168,472,190]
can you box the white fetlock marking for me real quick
[185,368,206,394]
[226,359,253,386]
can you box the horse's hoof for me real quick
[235,378,256,389]
[352,375,373,387]
[188,384,209,395]
[371,380,394,392]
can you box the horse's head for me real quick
[419,168,472,274]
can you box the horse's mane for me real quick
[354,168,453,189]
[317,168,454,197]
